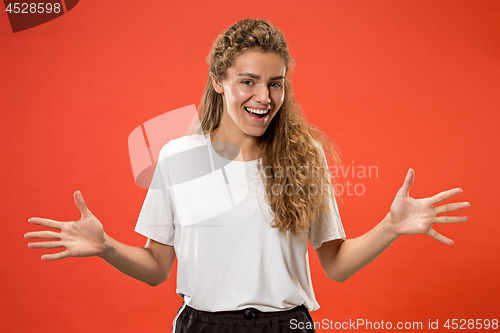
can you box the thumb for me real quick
[399,168,415,197]
[74,190,92,218]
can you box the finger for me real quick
[435,216,468,223]
[41,250,71,261]
[28,217,62,230]
[430,188,463,204]
[74,190,91,218]
[399,168,415,197]
[427,228,454,245]
[24,230,61,239]
[27,241,64,249]
[434,202,471,214]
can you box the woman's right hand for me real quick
[26,191,106,260]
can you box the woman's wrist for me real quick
[97,231,114,259]
[382,212,400,242]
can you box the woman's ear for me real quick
[212,77,224,94]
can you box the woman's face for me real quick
[213,49,286,139]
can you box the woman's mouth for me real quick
[244,107,269,118]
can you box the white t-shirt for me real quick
[134,133,345,312]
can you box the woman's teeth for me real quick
[245,107,269,115]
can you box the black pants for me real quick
[172,302,316,333]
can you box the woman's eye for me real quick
[270,82,282,88]
[242,80,253,85]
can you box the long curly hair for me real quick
[193,18,341,237]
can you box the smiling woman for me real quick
[195,19,341,239]
[212,50,285,136]
[25,17,470,333]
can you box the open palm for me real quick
[26,191,106,260]
[389,169,470,245]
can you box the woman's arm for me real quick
[97,235,176,286]
[26,191,175,287]
[316,168,470,283]
[316,216,397,283]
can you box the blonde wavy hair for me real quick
[193,18,341,237]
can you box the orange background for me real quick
[1,1,499,332]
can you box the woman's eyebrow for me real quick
[238,72,285,80]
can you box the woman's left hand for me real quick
[388,168,470,245]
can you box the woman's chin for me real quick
[243,128,267,138]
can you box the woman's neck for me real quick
[210,127,261,162]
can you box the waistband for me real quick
[181,303,310,322]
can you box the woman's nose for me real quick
[255,83,271,104]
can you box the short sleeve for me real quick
[134,144,175,246]
[308,192,345,250]
[308,143,346,250]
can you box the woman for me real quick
[25,19,470,333]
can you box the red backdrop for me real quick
[1,1,499,332]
